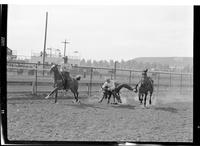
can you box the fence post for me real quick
[180,73,182,94]
[87,83,90,95]
[89,67,93,96]
[32,81,36,95]
[129,71,132,85]
[35,64,38,95]
[169,72,172,88]
[156,73,160,97]
[190,74,192,95]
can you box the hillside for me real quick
[133,57,193,67]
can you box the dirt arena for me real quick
[7,91,193,142]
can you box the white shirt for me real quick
[60,63,71,72]
[102,80,115,90]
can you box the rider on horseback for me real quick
[134,69,153,92]
[60,56,72,89]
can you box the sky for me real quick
[7,5,193,61]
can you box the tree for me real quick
[80,59,86,66]
[86,59,92,67]
[109,59,114,67]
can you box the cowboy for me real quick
[99,78,116,103]
[60,56,72,89]
[102,78,116,91]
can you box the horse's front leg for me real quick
[138,93,142,104]
[45,87,59,99]
[55,90,58,103]
[99,92,105,103]
[144,93,147,107]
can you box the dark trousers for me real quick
[61,72,70,89]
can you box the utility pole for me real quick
[61,40,70,57]
[43,12,48,76]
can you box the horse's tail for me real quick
[75,75,81,81]
[115,83,133,93]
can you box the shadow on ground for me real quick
[63,102,105,110]
[111,104,136,110]
[153,106,178,113]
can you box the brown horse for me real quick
[134,69,154,107]
[45,64,81,103]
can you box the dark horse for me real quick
[45,64,81,103]
[99,83,133,104]
[134,69,154,107]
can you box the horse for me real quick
[99,83,133,104]
[45,64,81,103]
[134,72,154,107]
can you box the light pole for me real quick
[43,12,48,76]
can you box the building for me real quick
[30,52,80,66]
[7,47,17,61]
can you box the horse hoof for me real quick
[45,96,49,99]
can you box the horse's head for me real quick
[142,69,148,79]
[50,64,59,74]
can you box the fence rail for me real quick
[7,61,193,97]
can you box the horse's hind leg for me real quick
[113,95,115,103]
[76,91,80,103]
[149,92,152,105]
[107,93,112,104]
[55,90,58,103]
[72,89,80,103]
[114,92,121,104]
[74,92,78,102]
